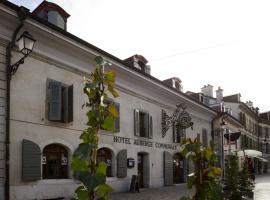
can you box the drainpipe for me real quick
[5,6,29,200]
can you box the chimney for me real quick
[201,84,213,97]
[32,1,70,30]
[216,86,223,103]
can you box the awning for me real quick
[256,157,268,162]
[237,149,262,158]
[224,132,241,141]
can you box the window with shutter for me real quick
[47,80,73,123]
[173,123,185,143]
[48,81,62,121]
[22,140,41,181]
[134,109,152,138]
[134,109,140,136]
[148,115,153,139]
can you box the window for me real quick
[173,123,186,143]
[97,148,112,177]
[48,10,65,29]
[47,80,73,123]
[42,144,68,179]
[134,109,153,138]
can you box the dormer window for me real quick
[48,11,65,29]
[172,79,176,88]
[32,1,70,30]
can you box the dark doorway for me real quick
[173,153,185,184]
[138,153,144,188]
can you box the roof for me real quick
[0,0,217,115]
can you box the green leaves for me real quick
[77,171,106,191]
[96,162,107,176]
[74,143,96,160]
[75,186,89,200]
[95,184,114,199]
[181,138,223,200]
[108,104,118,117]
[101,115,115,131]
[71,157,89,172]
[104,71,116,82]
[95,56,104,65]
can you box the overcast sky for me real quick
[10,0,270,112]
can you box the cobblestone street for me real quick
[109,184,193,200]
[109,174,270,200]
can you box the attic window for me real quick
[172,79,176,88]
[48,11,65,29]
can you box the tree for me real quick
[180,138,223,200]
[238,159,254,199]
[71,56,119,200]
[223,154,254,200]
[223,154,242,200]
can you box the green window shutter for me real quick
[134,109,140,136]
[144,113,149,138]
[48,81,62,121]
[202,129,208,147]
[114,102,120,132]
[164,151,173,186]
[22,139,41,181]
[148,115,153,139]
[68,85,73,123]
[63,85,73,123]
[117,149,127,178]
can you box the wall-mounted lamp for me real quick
[220,119,226,130]
[10,31,36,75]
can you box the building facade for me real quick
[0,1,217,199]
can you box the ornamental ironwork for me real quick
[162,104,193,138]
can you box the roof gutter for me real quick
[5,6,29,200]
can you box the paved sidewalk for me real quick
[109,184,193,200]
[254,174,270,200]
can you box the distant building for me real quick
[187,85,270,174]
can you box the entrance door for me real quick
[173,153,185,184]
[138,153,144,188]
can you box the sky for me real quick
[10,0,270,112]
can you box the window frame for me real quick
[46,79,73,124]
[134,109,153,139]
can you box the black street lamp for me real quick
[10,31,36,75]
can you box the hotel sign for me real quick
[113,136,177,150]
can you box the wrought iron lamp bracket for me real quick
[162,103,193,138]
